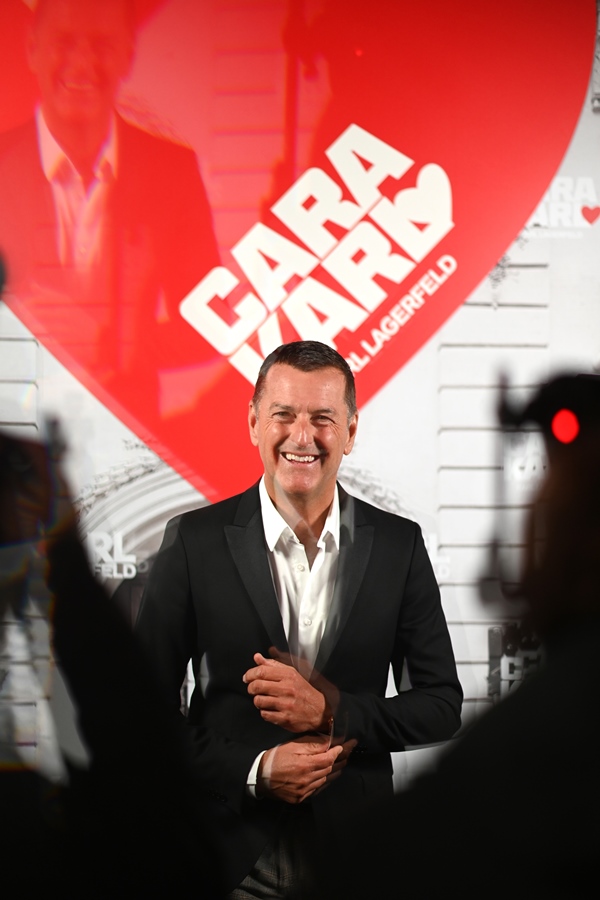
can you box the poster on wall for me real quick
[0,0,598,773]
[0,0,595,500]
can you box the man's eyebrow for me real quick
[268,403,295,412]
[267,403,338,415]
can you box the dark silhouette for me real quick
[331,374,600,900]
[0,426,217,897]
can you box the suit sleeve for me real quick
[335,525,462,751]
[135,517,259,815]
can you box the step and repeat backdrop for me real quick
[1,0,599,781]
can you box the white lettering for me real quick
[180,268,267,356]
[322,222,415,313]
[271,168,363,258]
[549,202,572,228]
[228,342,263,385]
[232,223,318,312]
[112,532,135,565]
[326,123,414,210]
[371,163,454,262]
[361,327,390,356]
[88,531,112,564]
[347,350,371,373]
[282,277,369,347]
[380,315,399,337]
[573,176,598,205]
[550,177,573,203]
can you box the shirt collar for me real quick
[259,477,340,551]
[35,105,118,182]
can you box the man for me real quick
[136,340,462,896]
[0,0,218,400]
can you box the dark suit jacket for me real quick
[0,116,219,400]
[136,483,462,891]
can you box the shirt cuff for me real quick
[246,749,268,798]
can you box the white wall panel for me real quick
[439,546,521,585]
[439,507,525,546]
[0,339,37,381]
[439,468,496,507]
[439,429,497,467]
[441,305,549,345]
[439,346,549,387]
[440,385,532,428]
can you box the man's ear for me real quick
[344,413,358,455]
[248,402,259,446]
[26,28,39,76]
[121,37,135,81]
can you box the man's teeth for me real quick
[63,81,95,91]
[283,453,316,463]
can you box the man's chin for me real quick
[273,469,333,503]
[52,95,112,127]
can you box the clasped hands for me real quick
[243,650,355,804]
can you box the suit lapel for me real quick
[314,489,374,673]
[225,486,289,653]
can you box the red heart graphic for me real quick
[582,205,600,224]
[0,0,595,501]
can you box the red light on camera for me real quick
[551,408,579,443]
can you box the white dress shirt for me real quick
[247,479,340,794]
[35,106,117,279]
[259,477,340,670]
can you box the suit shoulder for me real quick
[117,117,198,166]
[168,487,256,535]
[349,492,421,536]
[0,120,37,165]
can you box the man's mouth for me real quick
[281,452,320,464]
[60,79,99,94]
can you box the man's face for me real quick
[27,0,133,130]
[249,364,357,509]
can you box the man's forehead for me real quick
[34,0,134,34]
[262,364,348,405]
[264,364,345,387]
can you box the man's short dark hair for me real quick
[252,341,357,417]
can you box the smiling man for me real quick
[0,0,218,393]
[136,340,462,898]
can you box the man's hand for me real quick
[258,736,350,804]
[243,652,329,733]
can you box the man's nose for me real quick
[64,37,96,74]
[290,416,315,447]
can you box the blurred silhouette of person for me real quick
[0,0,218,407]
[0,424,217,893]
[331,373,600,900]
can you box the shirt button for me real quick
[296,563,305,572]
[303,617,312,626]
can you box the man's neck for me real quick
[42,106,112,185]
[267,487,333,567]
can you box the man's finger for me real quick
[242,667,283,693]
[252,691,286,710]
[254,651,279,667]
[243,661,286,684]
